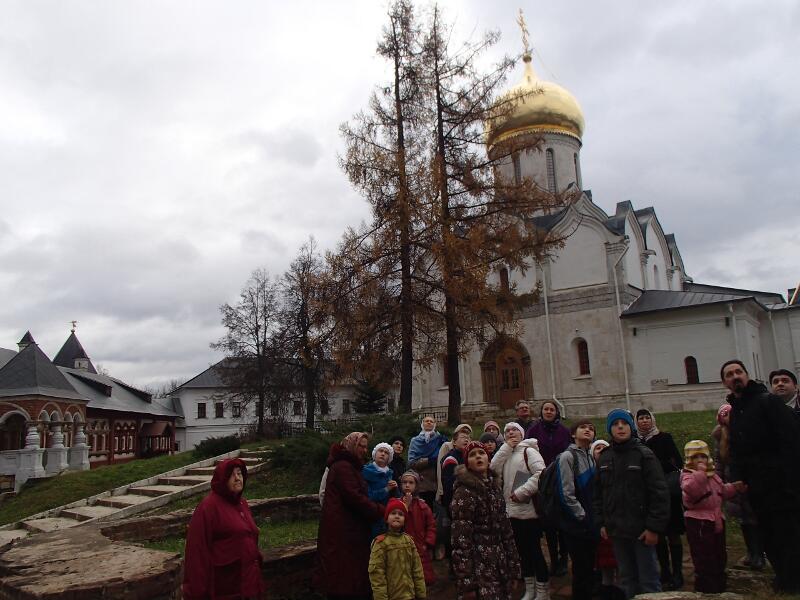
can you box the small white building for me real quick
[169,361,388,448]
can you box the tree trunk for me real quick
[432,19,462,425]
[392,18,414,414]
[303,365,316,430]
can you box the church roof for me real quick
[684,282,784,305]
[18,331,35,345]
[621,289,767,318]
[61,368,178,417]
[0,341,85,400]
[53,332,98,374]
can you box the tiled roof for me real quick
[61,368,178,417]
[175,359,230,390]
[0,342,85,400]
[53,332,97,374]
[0,348,16,370]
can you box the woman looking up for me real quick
[315,432,385,600]
[182,458,264,600]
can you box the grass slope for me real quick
[0,440,268,526]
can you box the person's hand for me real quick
[402,492,413,509]
[600,527,608,540]
[416,458,429,468]
[696,462,707,472]
[733,481,748,493]
[639,529,658,546]
[510,579,519,592]
[510,491,523,503]
[387,480,398,491]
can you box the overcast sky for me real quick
[1,1,797,389]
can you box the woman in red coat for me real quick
[182,458,264,600]
[315,432,385,600]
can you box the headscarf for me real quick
[372,442,394,464]
[409,421,444,463]
[716,404,732,426]
[453,423,473,437]
[635,409,659,442]
[342,431,368,457]
[418,415,438,442]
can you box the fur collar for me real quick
[454,464,499,490]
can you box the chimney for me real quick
[17,331,35,352]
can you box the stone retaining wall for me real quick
[0,494,321,599]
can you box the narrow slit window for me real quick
[546,148,557,192]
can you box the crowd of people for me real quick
[180,361,800,600]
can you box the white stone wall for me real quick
[550,225,610,291]
[498,132,582,195]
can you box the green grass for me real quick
[0,451,203,526]
[0,440,283,526]
[583,409,717,452]
[145,462,321,516]
[142,517,318,556]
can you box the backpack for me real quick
[530,448,579,526]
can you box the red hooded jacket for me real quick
[182,458,264,600]
[403,496,437,584]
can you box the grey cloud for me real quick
[236,129,324,167]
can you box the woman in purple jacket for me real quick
[526,400,572,576]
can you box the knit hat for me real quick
[503,422,525,437]
[400,469,420,484]
[635,408,653,419]
[483,420,500,433]
[388,435,405,448]
[462,440,486,462]
[716,404,732,425]
[372,442,394,463]
[385,498,408,520]
[684,439,715,475]
[479,432,497,444]
[590,439,610,457]
[606,409,636,436]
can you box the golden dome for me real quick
[487,53,585,147]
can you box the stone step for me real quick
[157,475,211,487]
[184,466,216,476]
[22,517,82,533]
[0,529,28,545]
[237,457,262,465]
[128,485,188,497]
[96,494,160,509]
[61,505,120,522]
[239,450,271,458]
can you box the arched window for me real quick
[576,338,590,375]
[685,356,699,384]
[546,148,557,192]
[512,152,522,184]
[574,153,582,188]
[499,267,510,293]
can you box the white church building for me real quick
[413,47,800,418]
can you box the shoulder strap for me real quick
[523,447,530,471]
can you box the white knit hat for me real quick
[503,422,525,437]
[372,442,394,462]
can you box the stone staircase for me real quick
[0,449,270,544]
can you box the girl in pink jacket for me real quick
[680,440,739,593]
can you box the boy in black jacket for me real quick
[593,409,669,599]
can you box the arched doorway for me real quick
[480,336,534,409]
[0,413,27,451]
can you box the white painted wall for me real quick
[550,225,608,290]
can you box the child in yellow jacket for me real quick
[368,498,426,600]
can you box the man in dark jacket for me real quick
[769,368,799,415]
[723,359,800,594]
[594,409,669,599]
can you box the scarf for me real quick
[639,411,660,442]
[408,429,443,463]
[342,432,368,458]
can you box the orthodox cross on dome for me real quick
[517,9,531,57]
[70,320,77,333]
